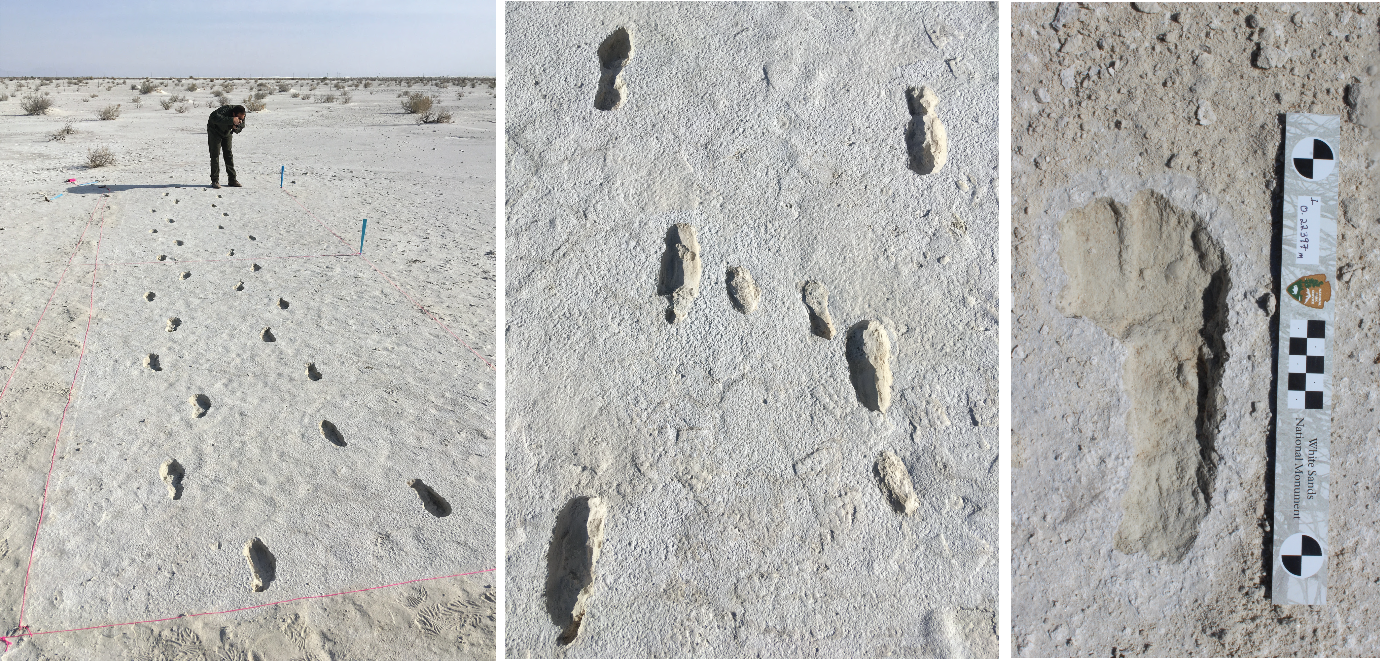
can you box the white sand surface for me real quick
[0,77,496,659]
[504,3,999,657]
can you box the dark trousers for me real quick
[208,132,235,182]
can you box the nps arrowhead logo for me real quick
[1286,274,1331,309]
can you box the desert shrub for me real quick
[159,97,176,109]
[339,91,351,104]
[89,93,98,98]
[129,83,138,90]
[437,82,449,89]
[86,146,116,168]
[130,96,142,108]
[217,96,230,107]
[333,81,344,90]
[0,93,9,101]
[222,83,235,93]
[321,94,337,103]
[309,84,318,91]
[96,103,122,120]
[139,79,158,94]
[253,90,268,100]
[20,94,53,115]
[212,89,226,99]
[363,80,373,88]
[243,96,265,112]
[290,92,300,98]
[277,82,290,92]
[48,122,76,141]
[455,91,465,100]
[416,107,452,124]
[175,103,189,113]
[400,92,432,114]
[186,83,198,92]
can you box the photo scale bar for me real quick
[1272,113,1339,606]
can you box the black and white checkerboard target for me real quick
[1292,137,1335,180]
[1280,532,1324,578]
[1287,319,1326,409]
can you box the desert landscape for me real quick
[505,2,999,657]
[0,75,497,659]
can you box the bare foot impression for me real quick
[1058,189,1228,563]
[160,459,184,500]
[190,394,211,418]
[725,266,760,314]
[801,281,836,339]
[593,28,633,111]
[875,451,918,515]
[233,281,244,291]
[260,327,275,342]
[277,297,289,309]
[546,495,607,646]
[407,479,452,517]
[657,224,701,323]
[157,255,167,261]
[320,420,346,447]
[846,320,893,412]
[251,263,260,272]
[905,85,948,175]
[144,291,155,301]
[144,353,161,371]
[166,317,181,332]
[243,537,276,592]
[179,271,191,280]
[305,363,322,381]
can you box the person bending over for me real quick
[207,104,246,189]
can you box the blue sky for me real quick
[0,0,495,77]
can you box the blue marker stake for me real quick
[280,165,284,188]
[359,219,367,254]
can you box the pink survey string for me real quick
[0,198,106,406]
[0,568,496,651]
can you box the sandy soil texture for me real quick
[506,2,999,657]
[1011,3,1379,656]
[0,76,496,659]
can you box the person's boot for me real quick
[211,181,221,189]
[227,180,243,187]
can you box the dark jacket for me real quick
[207,105,245,138]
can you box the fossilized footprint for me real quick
[905,86,947,175]
[1058,189,1228,562]
[546,495,607,646]
[594,28,633,111]
[659,224,701,323]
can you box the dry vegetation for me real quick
[20,93,53,115]
[48,122,76,141]
[86,146,116,168]
[400,92,432,114]
[96,103,122,120]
